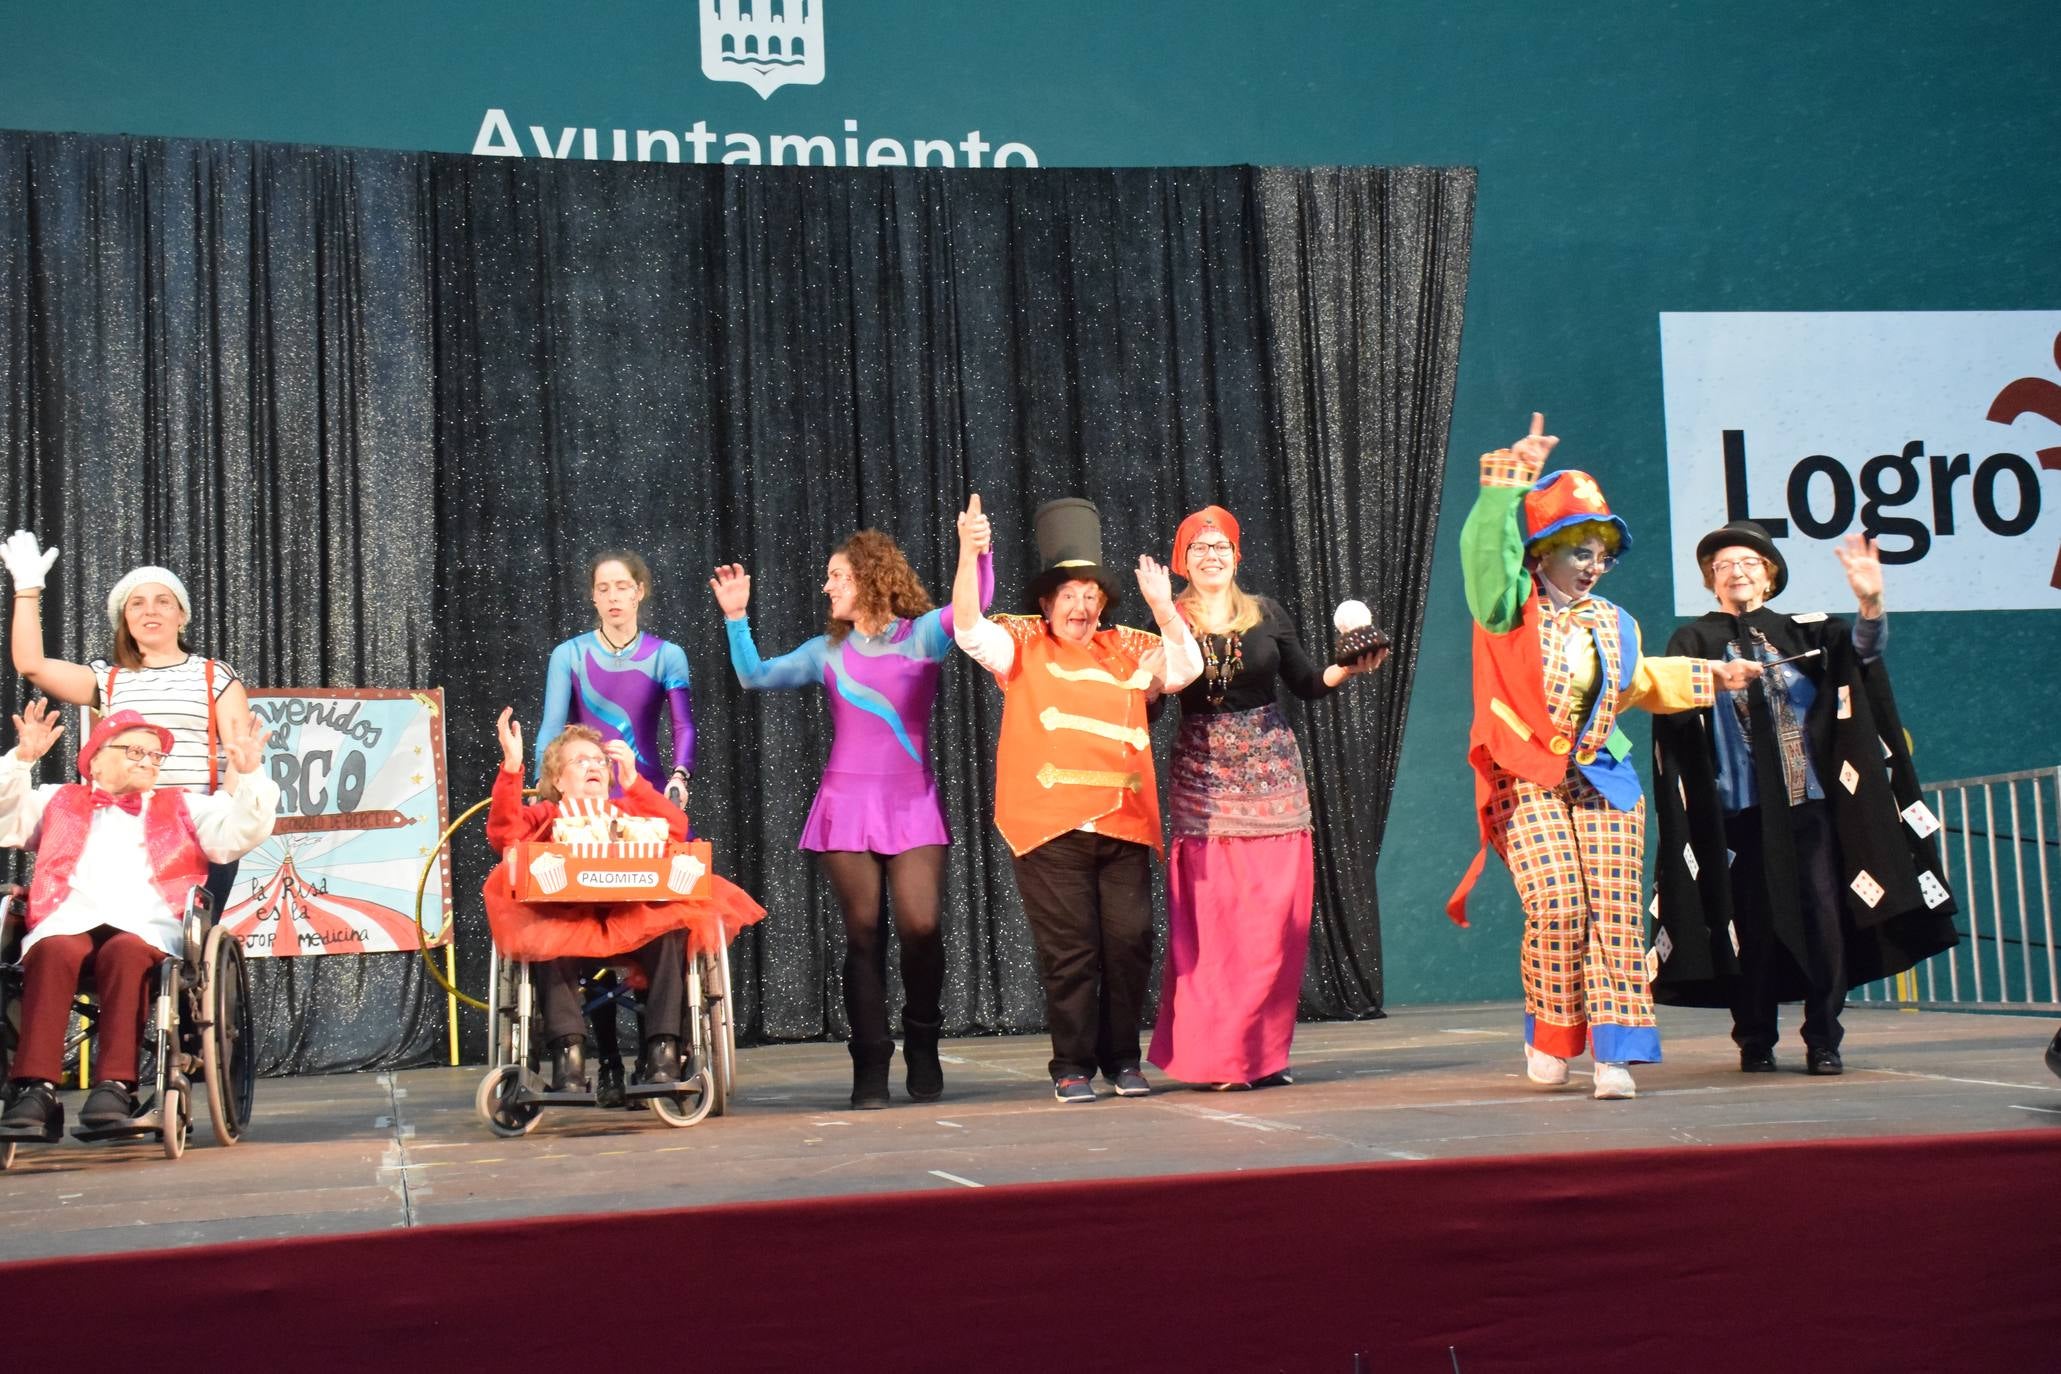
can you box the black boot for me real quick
[0,1079,62,1141]
[80,1080,143,1129]
[548,1035,590,1093]
[849,1041,892,1110]
[903,1015,944,1103]
[636,1035,683,1088]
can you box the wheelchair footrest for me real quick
[623,1078,693,1101]
[526,1087,601,1107]
[73,1109,164,1144]
[0,1117,65,1144]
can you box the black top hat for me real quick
[1023,498,1125,615]
[1694,520,1789,598]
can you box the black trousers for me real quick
[1011,830,1155,1081]
[538,930,686,1047]
[1726,800,1847,1053]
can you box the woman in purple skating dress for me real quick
[711,532,990,1109]
[534,549,696,1105]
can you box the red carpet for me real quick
[3,1130,2055,1371]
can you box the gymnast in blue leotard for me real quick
[535,551,694,803]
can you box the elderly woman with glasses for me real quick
[1447,415,1759,1101]
[1648,523,1958,1076]
[0,703,277,1140]
[1144,506,1387,1092]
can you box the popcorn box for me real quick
[512,840,714,903]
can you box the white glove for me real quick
[0,531,59,593]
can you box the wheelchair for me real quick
[0,884,256,1170]
[474,925,736,1137]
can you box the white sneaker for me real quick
[1524,1044,1569,1086]
[1592,1062,1637,1100]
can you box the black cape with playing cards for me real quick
[1648,607,1959,1008]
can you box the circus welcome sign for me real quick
[224,689,452,958]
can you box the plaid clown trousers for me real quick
[1485,766,1661,1064]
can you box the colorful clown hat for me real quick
[1522,470,1633,555]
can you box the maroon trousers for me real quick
[10,927,162,1085]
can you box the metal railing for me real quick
[1854,766,2059,1009]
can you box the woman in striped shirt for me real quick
[4,532,251,912]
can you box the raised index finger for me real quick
[966,493,983,517]
[1529,412,1547,437]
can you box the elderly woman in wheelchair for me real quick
[481,708,760,1124]
[0,701,276,1147]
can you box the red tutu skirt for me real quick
[482,866,766,963]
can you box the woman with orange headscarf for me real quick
[1145,506,1387,1091]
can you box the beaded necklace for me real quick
[1200,629,1244,707]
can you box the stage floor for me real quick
[3,1001,2056,1263]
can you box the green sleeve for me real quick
[1460,485,1530,633]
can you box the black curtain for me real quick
[2,130,1473,1070]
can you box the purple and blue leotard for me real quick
[534,632,694,793]
[726,554,988,855]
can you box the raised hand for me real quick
[1833,533,1884,613]
[1135,554,1175,616]
[1710,658,1764,693]
[495,706,524,773]
[221,708,273,775]
[956,493,991,557]
[1512,412,1559,469]
[603,738,638,789]
[709,564,753,620]
[0,530,59,593]
[11,698,64,763]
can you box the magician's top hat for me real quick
[1024,498,1125,615]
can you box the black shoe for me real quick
[850,1042,892,1110]
[549,1036,590,1093]
[2047,1026,2061,1083]
[635,1036,682,1088]
[1739,1048,1778,1074]
[80,1080,142,1129]
[1806,1047,1844,1076]
[0,1080,62,1141]
[596,1056,627,1108]
[1108,1066,1153,1098]
[1254,1068,1296,1088]
[903,1015,945,1103]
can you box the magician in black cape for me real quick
[1649,520,1958,1074]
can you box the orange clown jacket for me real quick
[984,615,1170,858]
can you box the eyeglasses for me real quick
[118,746,168,766]
[1710,556,1766,576]
[1562,548,1618,574]
[1186,540,1235,559]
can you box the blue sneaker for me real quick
[1052,1075,1097,1104]
[1109,1067,1152,1098]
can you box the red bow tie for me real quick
[91,789,144,816]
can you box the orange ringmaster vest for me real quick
[988,616,1165,857]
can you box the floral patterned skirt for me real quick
[1167,703,1312,838]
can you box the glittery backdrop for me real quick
[1,131,1474,1070]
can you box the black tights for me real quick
[818,846,946,1051]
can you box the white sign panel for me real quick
[1660,312,2061,613]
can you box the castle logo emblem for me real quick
[700,0,825,100]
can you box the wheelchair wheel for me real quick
[201,926,257,1147]
[648,1068,715,1129]
[707,942,736,1108]
[160,1086,189,1160]
[475,1063,543,1138]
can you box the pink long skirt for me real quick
[1147,831,1316,1084]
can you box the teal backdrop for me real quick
[3,1,2056,1006]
